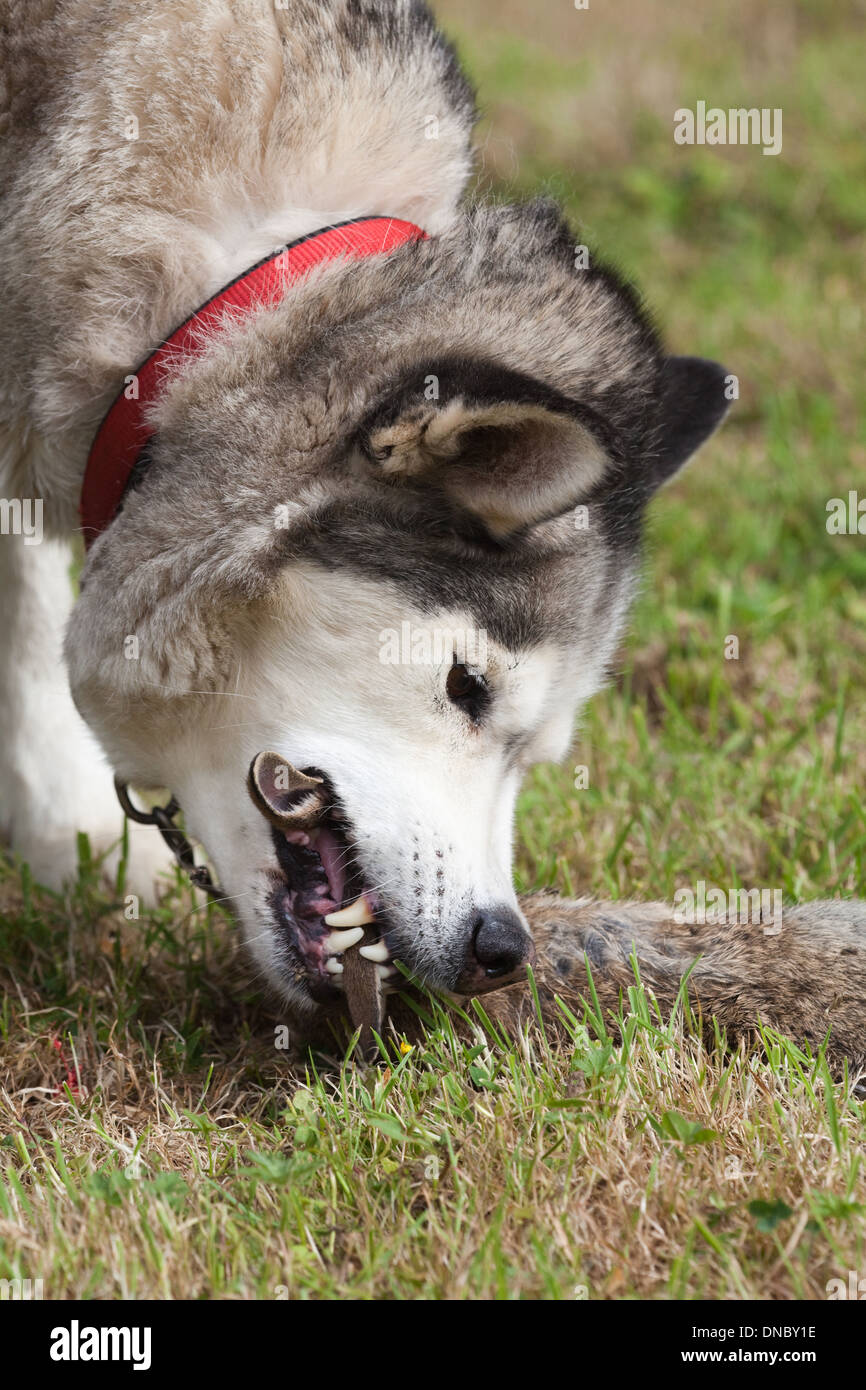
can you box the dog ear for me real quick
[648,355,731,492]
[356,358,613,540]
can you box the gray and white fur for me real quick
[1,2,742,1027]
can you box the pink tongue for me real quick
[315,826,347,906]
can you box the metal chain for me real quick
[114,778,224,903]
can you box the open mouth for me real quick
[270,819,375,999]
[249,752,533,1011]
[252,763,384,1003]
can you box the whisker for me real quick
[138,679,259,700]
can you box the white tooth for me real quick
[375,964,397,983]
[360,940,391,963]
[323,926,364,954]
[325,959,344,975]
[323,896,375,928]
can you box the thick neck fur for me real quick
[0,0,475,530]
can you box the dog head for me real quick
[67,201,730,1013]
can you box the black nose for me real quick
[456,906,535,994]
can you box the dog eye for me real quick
[446,662,488,720]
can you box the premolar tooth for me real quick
[326,959,344,975]
[359,940,390,963]
[323,896,376,928]
[323,925,365,955]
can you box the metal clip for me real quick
[114,778,224,904]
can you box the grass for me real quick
[3,856,865,1300]
[2,0,865,1300]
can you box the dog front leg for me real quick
[0,534,171,897]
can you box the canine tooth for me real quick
[359,940,390,963]
[323,896,375,928]
[323,926,365,954]
[326,959,344,975]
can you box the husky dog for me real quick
[0,1,730,1024]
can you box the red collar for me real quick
[80,216,427,548]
